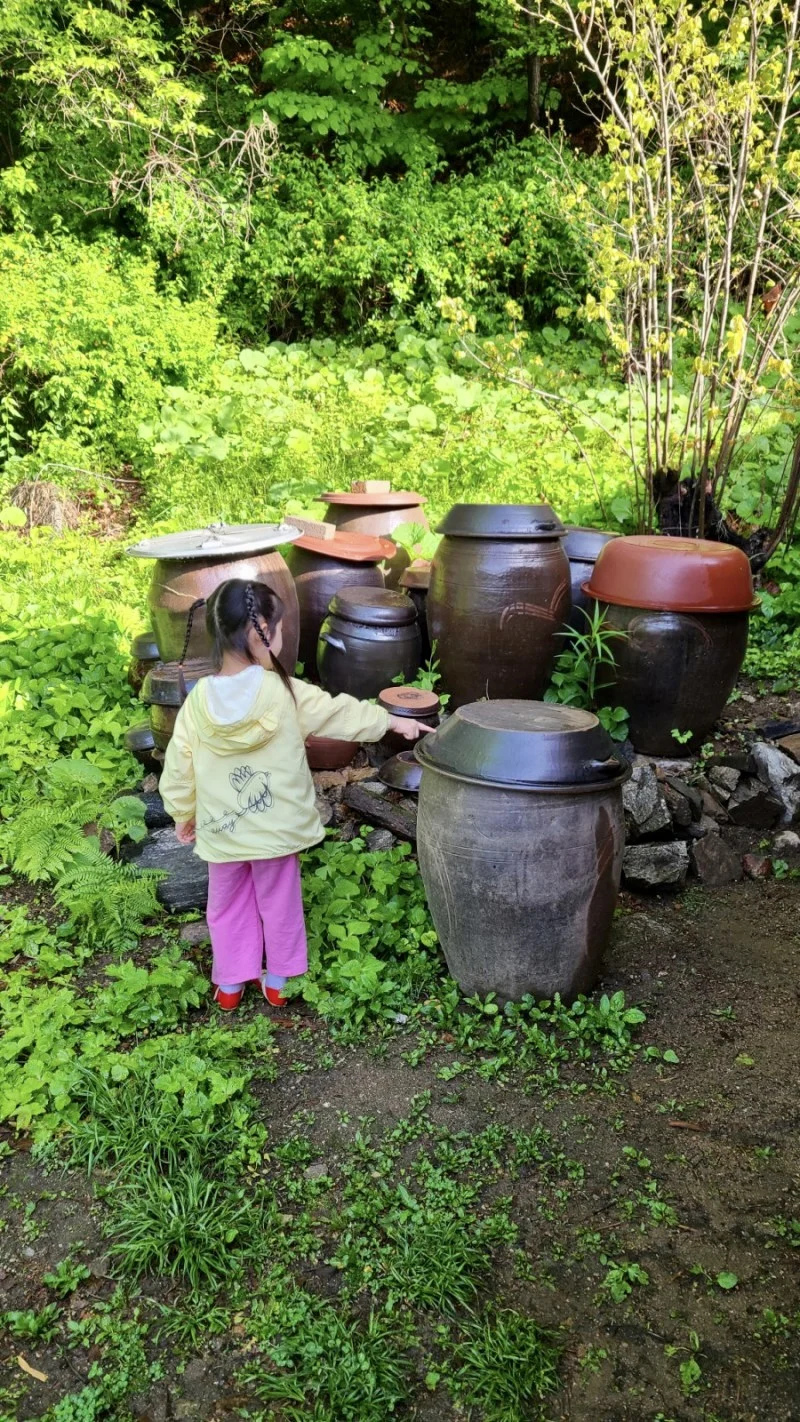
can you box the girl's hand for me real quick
[175,820,196,845]
[388,715,435,741]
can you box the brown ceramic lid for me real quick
[322,492,427,508]
[584,535,757,613]
[378,686,440,717]
[400,562,431,590]
[436,504,565,540]
[329,586,418,626]
[379,749,423,793]
[130,630,160,660]
[563,527,619,563]
[293,530,396,562]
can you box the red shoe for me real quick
[214,985,244,1011]
[257,978,287,1008]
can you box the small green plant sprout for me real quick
[546,604,630,740]
[1,1303,61,1341]
[716,1271,739,1290]
[598,1255,650,1302]
[772,857,790,879]
[671,728,693,746]
[43,1254,91,1297]
[711,1005,736,1020]
[393,642,449,707]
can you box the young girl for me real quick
[159,578,431,1011]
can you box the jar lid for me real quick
[328,586,418,626]
[415,700,629,790]
[142,658,216,706]
[379,750,423,793]
[399,561,432,590]
[584,535,757,612]
[436,504,565,540]
[291,531,396,562]
[127,522,300,560]
[124,721,156,753]
[130,630,160,660]
[563,527,619,563]
[378,686,440,717]
[322,491,427,509]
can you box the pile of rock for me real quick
[620,737,800,891]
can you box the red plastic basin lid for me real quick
[322,491,427,508]
[584,535,757,612]
[292,531,396,562]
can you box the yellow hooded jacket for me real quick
[159,665,390,864]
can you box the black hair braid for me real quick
[179,599,207,666]
[244,583,273,654]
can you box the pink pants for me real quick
[206,855,308,986]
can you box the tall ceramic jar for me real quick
[399,561,432,664]
[127,524,301,673]
[584,536,757,755]
[127,630,161,696]
[427,504,570,710]
[285,530,395,678]
[320,492,429,587]
[142,659,215,751]
[317,587,421,699]
[562,528,619,630]
[415,701,629,1002]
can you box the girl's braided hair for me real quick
[203,578,295,699]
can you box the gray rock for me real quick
[623,763,660,826]
[664,783,692,829]
[622,842,689,891]
[361,780,389,797]
[304,1161,329,1180]
[180,918,210,945]
[366,828,396,852]
[752,742,800,824]
[709,765,741,796]
[315,795,334,827]
[665,775,703,820]
[727,778,783,829]
[646,755,694,777]
[690,834,743,886]
[687,814,721,840]
[701,789,729,822]
[637,791,672,837]
[121,827,208,911]
[773,829,800,854]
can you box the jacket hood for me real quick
[189,667,282,752]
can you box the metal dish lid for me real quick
[415,700,629,790]
[328,586,418,626]
[127,522,300,560]
[322,491,427,509]
[130,630,160,660]
[400,561,432,590]
[563,527,619,563]
[291,531,396,562]
[142,658,216,706]
[378,686,440,717]
[379,750,423,793]
[436,504,565,540]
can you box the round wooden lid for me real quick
[378,686,440,716]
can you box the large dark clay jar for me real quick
[585,536,757,755]
[562,527,619,629]
[427,504,570,710]
[286,530,395,678]
[127,524,300,673]
[317,587,421,699]
[321,492,429,587]
[399,562,432,664]
[142,659,215,751]
[415,701,629,1002]
[127,631,161,696]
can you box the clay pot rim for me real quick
[322,491,427,509]
[435,503,565,541]
[130,631,161,659]
[291,532,397,561]
[328,586,418,626]
[379,749,423,792]
[582,582,760,614]
[563,527,620,563]
[584,534,757,613]
[414,748,631,795]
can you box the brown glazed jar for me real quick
[123,720,160,774]
[415,701,629,1002]
[285,530,395,678]
[127,631,161,696]
[427,504,570,710]
[142,658,215,751]
[399,561,432,664]
[320,492,429,587]
[585,536,757,755]
[562,527,619,630]
[377,685,440,756]
[127,524,301,674]
[317,587,421,699]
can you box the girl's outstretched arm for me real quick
[292,680,390,744]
